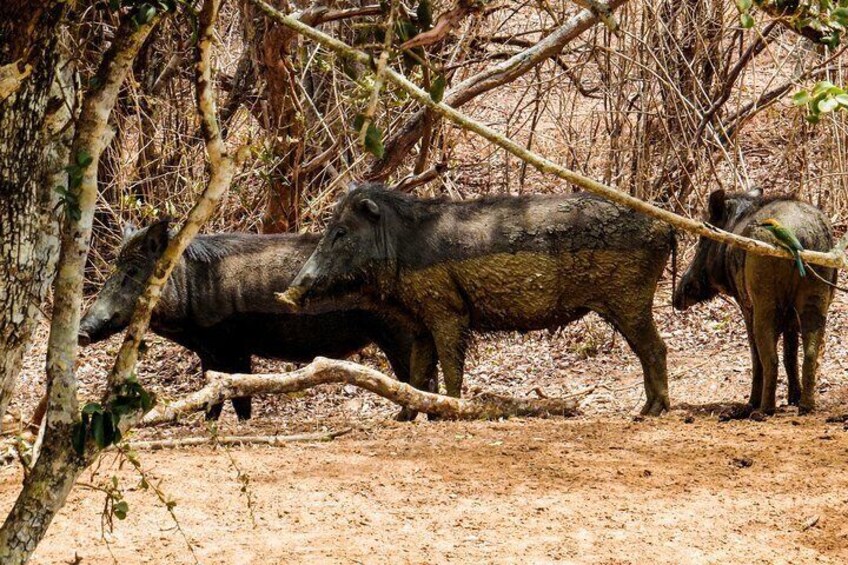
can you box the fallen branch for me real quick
[127,429,351,450]
[142,357,579,426]
[250,0,848,271]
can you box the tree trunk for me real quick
[242,0,336,233]
[0,425,84,564]
[0,1,73,423]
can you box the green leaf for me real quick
[82,402,103,414]
[364,122,385,158]
[836,93,848,107]
[134,3,157,26]
[395,19,417,43]
[76,150,93,168]
[429,75,446,103]
[792,90,812,106]
[818,96,839,113]
[806,113,821,124]
[92,412,106,448]
[114,501,129,520]
[735,0,752,11]
[72,416,88,456]
[417,0,433,30]
[353,113,366,132]
[813,80,837,97]
[740,13,755,28]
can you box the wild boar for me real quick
[280,183,675,415]
[79,219,436,421]
[673,188,835,417]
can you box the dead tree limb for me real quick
[366,0,631,180]
[249,0,848,271]
[128,429,352,450]
[142,358,580,426]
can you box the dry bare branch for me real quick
[368,0,631,180]
[128,429,352,450]
[141,357,580,426]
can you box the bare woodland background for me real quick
[83,0,848,291]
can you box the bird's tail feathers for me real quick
[795,253,806,277]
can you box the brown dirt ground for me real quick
[3,282,848,564]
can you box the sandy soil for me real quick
[2,415,847,564]
[3,285,848,564]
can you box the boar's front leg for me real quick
[202,354,252,421]
[380,333,438,422]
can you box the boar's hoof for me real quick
[205,402,225,421]
[719,403,754,422]
[797,404,815,416]
[748,410,770,422]
[395,407,418,422]
[639,397,669,417]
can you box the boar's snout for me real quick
[276,256,320,310]
[672,275,699,311]
[78,330,92,347]
[78,310,120,345]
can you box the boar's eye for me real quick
[331,227,347,246]
[122,266,140,287]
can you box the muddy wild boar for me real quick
[673,188,835,418]
[280,183,675,416]
[79,219,436,421]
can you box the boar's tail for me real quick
[670,229,678,304]
[804,261,848,292]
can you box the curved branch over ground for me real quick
[249,0,848,270]
[142,358,580,426]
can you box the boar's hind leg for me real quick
[743,309,763,411]
[783,328,801,407]
[799,305,828,415]
[431,320,469,399]
[202,355,252,421]
[752,305,780,416]
[610,306,669,416]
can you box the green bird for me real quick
[758,218,806,277]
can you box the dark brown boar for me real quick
[673,188,835,417]
[281,183,675,415]
[79,220,436,421]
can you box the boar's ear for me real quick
[122,222,137,242]
[358,198,381,222]
[707,190,726,220]
[144,218,171,257]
